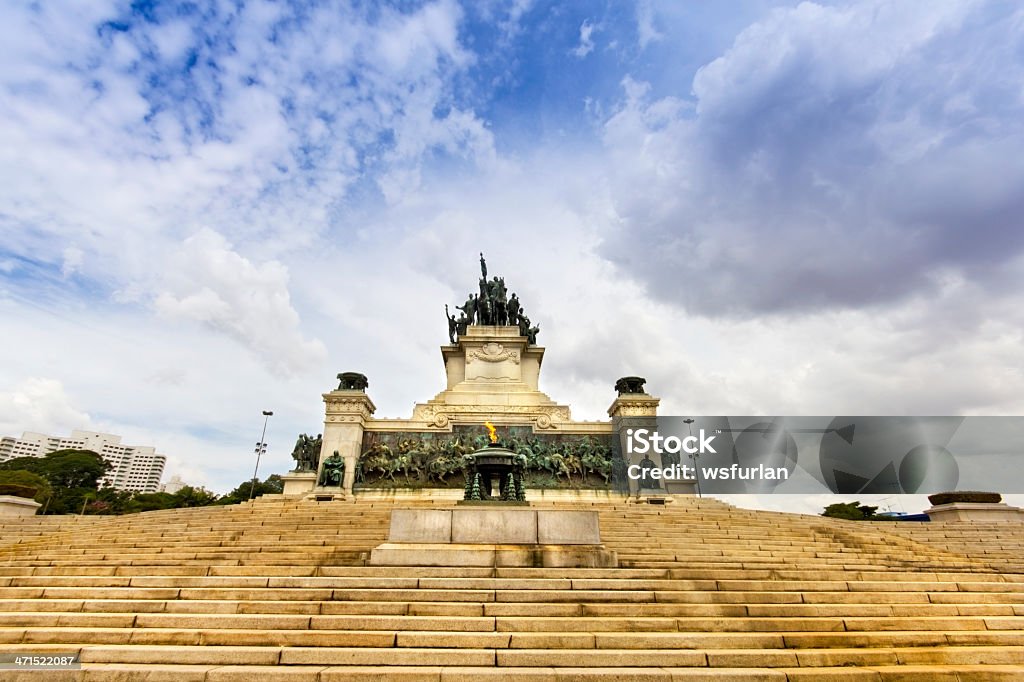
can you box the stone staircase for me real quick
[1,495,1023,680]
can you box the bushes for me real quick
[0,483,38,499]
[0,470,51,503]
[821,501,880,520]
[928,491,1002,505]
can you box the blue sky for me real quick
[1,0,1023,511]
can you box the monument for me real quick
[460,432,528,502]
[279,253,672,502]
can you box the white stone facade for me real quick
[0,430,166,493]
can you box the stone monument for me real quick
[455,421,527,502]
[281,254,664,501]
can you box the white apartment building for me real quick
[0,430,166,493]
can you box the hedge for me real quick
[0,483,38,499]
[928,491,1002,505]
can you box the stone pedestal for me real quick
[609,390,661,496]
[925,502,1024,522]
[307,487,347,501]
[321,389,376,495]
[0,495,41,517]
[280,471,317,496]
[663,480,698,495]
[411,326,572,430]
[370,508,617,568]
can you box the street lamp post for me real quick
[249,410,273,501]
[684,418,702,498]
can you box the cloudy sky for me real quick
[2,0,1023,509]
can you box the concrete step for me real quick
[3,664,1023,682]
[2,496,1024,679]
[2,641,1024,667]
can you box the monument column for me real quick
[607,377,661,422]
[320,373,376,496]
[608,377,662,496]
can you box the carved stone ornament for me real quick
[610,399,660,417]
[413,403,569,427]
[468,342,520,364]
[325,396,375,420]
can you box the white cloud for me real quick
[153,229,326,376]
[60,246,83,278]
[0,378,93,437]
[149,20,194,63]
[374,0,469,73]
[572,20,597,58]
[636,1,662,49]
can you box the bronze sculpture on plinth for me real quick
[319,451,345,487]
[446,254,539,345]
[462,423,527,502]
[290,433,322,472]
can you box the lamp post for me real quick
[249,410,273,501]
[684,418,702,498]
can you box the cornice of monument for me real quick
[323,390,377,423]
[607,393,661,418]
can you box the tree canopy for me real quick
[0,450,288,515]
[0,449,110,490]
[821,501,880,521]
[0,450,111,514]
[216,474,284,505]
[0,469,52,503]
[0,457,284,514]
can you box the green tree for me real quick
[171,485,220,508]
[0,450,111,490]
[821,501,880,520]
[1,450,111,514]
[0,456,47,477]
[41,450,111,489]
[127,492,178,513]
[216,474,284,505]
[91,487,135,514]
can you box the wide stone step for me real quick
[7,598,1016,619]
[8,610,1018,633]
[491,615,1010,633]
[10,626,1024,650]
[9,585,1024,606]
[3,642,1024,668]
[4,663,1022,682]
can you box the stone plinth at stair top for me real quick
[370,507,616,567]
[925,501,1024,522]
[280,471,317,496]
[0,495,41,517]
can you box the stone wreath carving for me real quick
[468,342,520,364]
